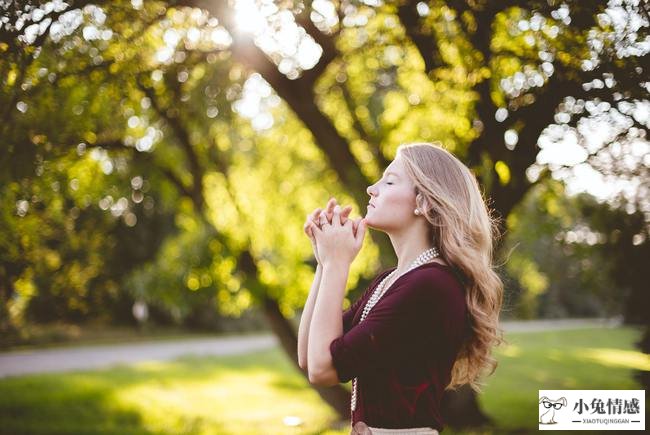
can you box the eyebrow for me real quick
[383,171,399,177]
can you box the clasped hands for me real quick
[302,198,367,268]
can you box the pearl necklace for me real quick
[350,247,440,414]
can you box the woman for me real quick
[297,142,505,434]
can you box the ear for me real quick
[539,396,549,404]
[416,193,429,211]
[560,397,567,406]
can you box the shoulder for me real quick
[397,264,466,304]
[399,266,468,328]
[402,263,461,287]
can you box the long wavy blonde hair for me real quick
[397,142,506,393]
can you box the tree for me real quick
[2,0,648,429]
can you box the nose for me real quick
[366,184,375,197]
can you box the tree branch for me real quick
[136,76,205,211]
[396,0,445,73]
[173,0,372,207]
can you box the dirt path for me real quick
[0,334,277,378]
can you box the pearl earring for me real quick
[414,209,421,215]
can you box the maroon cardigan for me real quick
[329,262,469,431]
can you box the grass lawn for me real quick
[0,326,647,435]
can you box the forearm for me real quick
[307,261,349,377]
[297,263,323,370]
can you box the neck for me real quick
[388,227,436,274]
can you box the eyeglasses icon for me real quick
[542,401,564,410]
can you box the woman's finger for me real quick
[351,217,359,235]
[308,208,322,226]
[339,205,353,226]
[309,207,322,222]
[332,204,342,225]
[310,209,323,229]
[303,208,322,235]
[313,216,325,236]
[325,197,337,223]
[318,212,329,228]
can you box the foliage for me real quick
[0,0,647,371]
[503,180,621,318]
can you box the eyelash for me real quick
[374,177,393,185]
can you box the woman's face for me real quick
[365,155,418,232]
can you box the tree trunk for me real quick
[0,275,20,347]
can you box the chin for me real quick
[364,217,382,231]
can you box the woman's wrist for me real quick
[321,259,351,272]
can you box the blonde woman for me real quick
[298,143,505,434]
